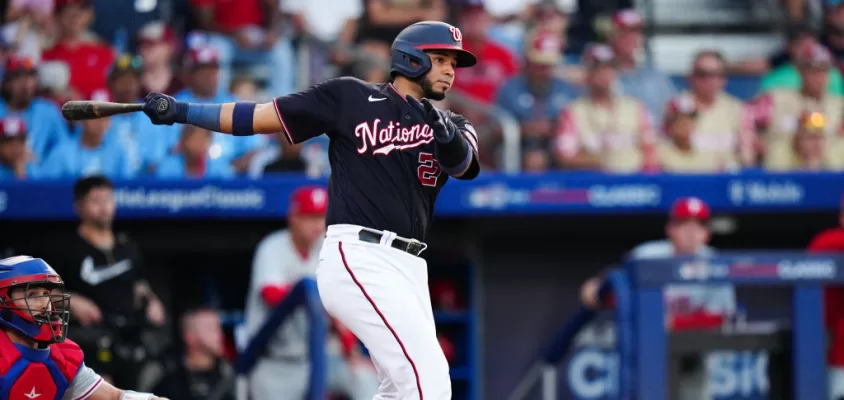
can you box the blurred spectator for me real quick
[553,44,656,173]
[757,24,844,94]
[156,125,235,179]
[751,43,844,169]
[452,1,520,105]
[661,51,755,171]
[730,23,844,96]
[765,111,844,171]
[485,0,576,55]
[137,21,183,95]
[0,36,15,79]
[172,46,267,173]
[0,114,37,179]
[0,54,69,163]
[580,197,729,400]
[48,175,166,387]
[36,59,72,105]
[609,9,677,122]
[191,0,296,98]
[248,133,306,178]
[42,0,115,99]
[153,307,235,400]
[40,88,132,179]
[106,53,171,174]
[657,97,728,173]
[528,1,584,85]
[357,0,446,56]
[230,75,258,101]
[350,53,390,83]
[807,198,844,400]
[89,0,163,51]
[822,2,844,70]
[495,29,579,172]
[2,0,55,63]
[281,0,362,85]
[245,186,378,400]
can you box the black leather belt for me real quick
[358,229,426,256]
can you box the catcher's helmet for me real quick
[390,21,477,79]
[0,256,70,344]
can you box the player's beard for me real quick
[419,75,447,101]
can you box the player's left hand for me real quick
[143,92,185,126]
[405,95,457,143]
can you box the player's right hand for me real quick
[142,92,184,126]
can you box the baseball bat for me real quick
[61,99,169,121]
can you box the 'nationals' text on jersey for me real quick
[273,77,480,241]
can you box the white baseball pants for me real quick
[316,224,451,400]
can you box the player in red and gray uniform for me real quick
[580,197,735,400]
[244,186,378,399]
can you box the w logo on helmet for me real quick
[449,26,463,43]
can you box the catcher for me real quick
[0,255,169,400]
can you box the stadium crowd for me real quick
[1,0,843,181]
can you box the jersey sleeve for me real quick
[273,77,348,145]
[61,363,103,400]
[250,233,289,295]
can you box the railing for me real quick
[506,270,626,400]
[294,35,523,174]
[234,278,327,400]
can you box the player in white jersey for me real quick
[580,197,736,400]
[243,186,378,400]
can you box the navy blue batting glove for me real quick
[405,95,456,143]
[143,92,187,126]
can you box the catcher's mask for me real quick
[0,256,71,344]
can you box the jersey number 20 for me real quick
[417,153,441,187]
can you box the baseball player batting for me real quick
[141,21,480,400]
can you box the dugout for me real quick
[0,207,836,399]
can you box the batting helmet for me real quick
[390,21,477,79]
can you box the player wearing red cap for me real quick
[579,197,735,399]
[243,186,378,400]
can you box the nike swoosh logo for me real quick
[368,95,386,102]
[80,256,132,286]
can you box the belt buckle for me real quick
[405,239,424,256]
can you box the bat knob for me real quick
[155,98,169,114]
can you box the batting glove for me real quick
[405,95,457,143]
[142,92,187,126]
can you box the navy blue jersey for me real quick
[273,77,480,241]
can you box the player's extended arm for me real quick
[64,363,168,400]
[141,92,283,135]
[89,381,169,400]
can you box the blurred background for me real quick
[1,0,844,398]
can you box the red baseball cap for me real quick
[0,115,27,140]
[797,42,833,69]
[5,55,36,76]
[670,197,710,221]
[612,9,645,31]
[138,21,178,47]
[525,30,563,65]
[289,186,328,216]
[183,46,220,70]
